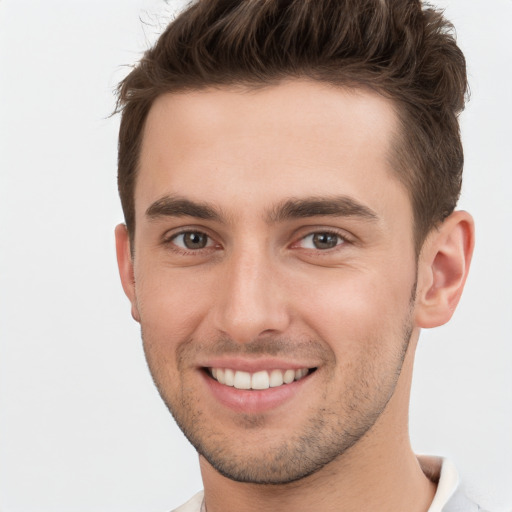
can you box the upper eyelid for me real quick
[159,229,215,253]
[163,230,219,255]
[301,231,346,241]
[293,226,354,242]
[294,231,347,249]
[162,226,216,242]
[171,231,213,242]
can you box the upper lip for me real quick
[199,357,318,373]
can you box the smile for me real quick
[208,367,314,390]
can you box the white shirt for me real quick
[427,457,460,512]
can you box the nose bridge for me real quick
[213,241,289,343]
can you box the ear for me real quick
[115,224,141,323]
[415,211,475,328]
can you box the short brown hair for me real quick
[115,0,468,250]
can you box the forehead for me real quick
[137,80,409,223]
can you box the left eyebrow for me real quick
[145,195,223,222]
[266,196,379,223]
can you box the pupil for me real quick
[184,232,207,249]
[313,233,338,249]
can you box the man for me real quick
[114,0,482,510]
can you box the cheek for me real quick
[134,265,214,349]
[295,264,416,353]
[135,270,213,400]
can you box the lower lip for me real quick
[201,370,312,414]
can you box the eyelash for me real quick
[164,230,218,255]
[295,230,348,251]
[163,228,350,255]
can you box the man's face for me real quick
[122,81,419,484]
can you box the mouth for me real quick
[207,367,316,391]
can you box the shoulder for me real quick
[419,456,492,512]
[443,487,491,512]
[171,491,204,512]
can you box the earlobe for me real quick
[415,211,475,328]
[114,224,141,323]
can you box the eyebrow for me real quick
[145,194,378,224]
[266,196,379,223]
[146,196,223,221]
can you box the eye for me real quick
[170,231,214,250]
[299,232,345,250]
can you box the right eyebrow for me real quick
[266,196,379,223]
[145,195,223,222]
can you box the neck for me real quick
[199,335,436,512]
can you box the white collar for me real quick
[422,457,460,512]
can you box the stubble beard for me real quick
[142,309,415,486]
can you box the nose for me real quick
[212,246,291,344]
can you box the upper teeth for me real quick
[210,368,310,390]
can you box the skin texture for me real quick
[116,81,474,511]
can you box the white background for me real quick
[0,1,510,510]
